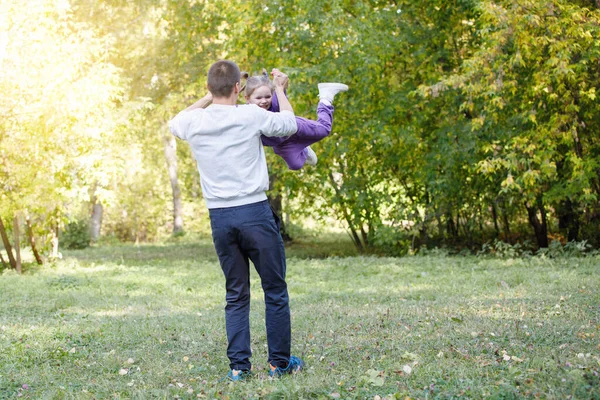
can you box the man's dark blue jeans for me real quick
[208,200,291,371]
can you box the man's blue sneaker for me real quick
[269,356,304,377]
[224,368,251,381]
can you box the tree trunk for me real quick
[446,209,458,239]
[328,172,364,251]
[557,199,580,242]
[491,202,500,237]
[163,133,184,235]
[478,205,484,236]
[360,226,369,248]
[525,198,549,248]
[50,225,59,259]
[268,173,292,242]
[435,210,444,238]
[0,217,17,269]
[13,216,22,273]
[268,192,292,242]
[90,202,103,242]
[347,225,363,251]
[25,216,43,265]
[0,251,7,269]
[417,213,428,248]
[89,185,103,242]
[500,199,512,242]
[418,197,431,246]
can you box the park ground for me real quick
[1,234,599,399]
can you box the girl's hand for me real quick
[272,69,289,90]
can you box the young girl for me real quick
[243,69,348,170]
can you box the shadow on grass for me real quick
[60,232,358,267]
[62,241,219,265]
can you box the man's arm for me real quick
[183,92,213,112]
[257,109,298,137]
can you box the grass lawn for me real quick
[1,236,599,399]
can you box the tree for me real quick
[430,0,600,247]
[1,0,124,256]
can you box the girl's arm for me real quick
[269,89,288,113]
[269,69,291,113]
[272,70,293,114]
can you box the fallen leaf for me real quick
[366,369,385,386]
[401,352,419,361]
[402,365,413,375]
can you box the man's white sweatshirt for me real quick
[168,103,297,209]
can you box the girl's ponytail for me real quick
[240,71,250,93]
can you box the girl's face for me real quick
[246,85,272,109]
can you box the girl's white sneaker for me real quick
[318,83,349,103]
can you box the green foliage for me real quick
[1,0,126,255]
[4,0,600,254]
[478,240,535,258]
[60,221,91,250]
[537,239,595,258]
[477,238,597,258]
[371,225,412,257]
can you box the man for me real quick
[168,60,304,381]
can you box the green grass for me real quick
[1,238,599,399]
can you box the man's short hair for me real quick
[207,60,241,98]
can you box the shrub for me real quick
[537,240,593,258]
[60,220,91,249]
[371,225,411,256]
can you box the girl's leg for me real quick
[271,103,335,170]
[261,136,287,146]
[294,102,334,141]
[272,145,308,170]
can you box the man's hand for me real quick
[271,68,289,90]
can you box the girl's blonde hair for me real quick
[241,70,274,97]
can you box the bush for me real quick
[537,240,593,258]
[371,225,411,256]
[477,239,534,258]
[60,220,91,250]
